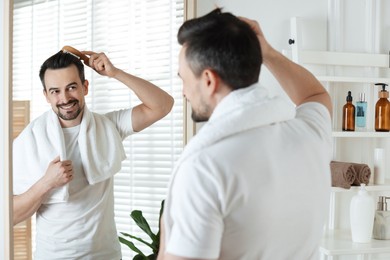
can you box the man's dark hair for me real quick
[177,8,262,90]
[39,51,85,91]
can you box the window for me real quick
[12,0,184,258]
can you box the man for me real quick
[13,49,174,259]
[157,9,332,260]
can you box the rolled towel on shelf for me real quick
[351,163,371,186]
[330,161,356,189]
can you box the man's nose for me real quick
[59,91,70,104]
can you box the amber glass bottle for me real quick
[375,83,390,132]
[342,91,355,131]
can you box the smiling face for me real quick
[43,64,89,127]
[178,46,212,123]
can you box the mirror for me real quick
[9,1,195,259]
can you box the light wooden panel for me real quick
[12,100,32,260]
[12,101,30,139]
[13,220,32,260]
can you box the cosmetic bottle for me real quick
[342,91,355,131]
[373,196,390,240]
[374,148,386,185]
[350,184,375,243]
[375,83,390,132]
[355,93,367,129]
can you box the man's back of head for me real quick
[177,8,262,91]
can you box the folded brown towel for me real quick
[351,163,371,186]
[330,161,356,189]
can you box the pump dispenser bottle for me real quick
[350,184,375,243]
[342,91,355,131]
[373,196,390,240]
[375,83,390,132]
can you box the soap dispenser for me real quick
[350,184,375,243]
[375,83,390,132]
[342,91,355,131]
[373,196,390,240]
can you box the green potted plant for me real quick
[119,200,164,260]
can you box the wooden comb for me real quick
[61,45,89,65]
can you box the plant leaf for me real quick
[151,238,159,254]
[118,236,146,257]
[119,200,165,257]
[147,253,157,260]
[133,254,148,260]
[153,200,165,253]
[158,200,165,234]
[131,210,157,242]
[120,232,157,251]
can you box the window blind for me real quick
[12,0,184,258]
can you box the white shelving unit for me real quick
[331,180,390,193]
[322,186,390,259]
[289,17,390,260]
[317,76,390,84]
[320,229,390,256]
[332,132,390,138]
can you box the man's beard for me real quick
[56,100,84,121]
[191,101,210,123]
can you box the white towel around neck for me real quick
[179,84,296,163]
[13,106,126,204]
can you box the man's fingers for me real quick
[51,155,61,164]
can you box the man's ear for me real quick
[83,80,89,95]
[202,69,219,96]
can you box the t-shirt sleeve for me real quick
[104,108,134,140]
[166,157,224,259]
[296,102,332,144]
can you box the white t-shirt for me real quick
[164,101,332,260]
[33,109,133,260]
